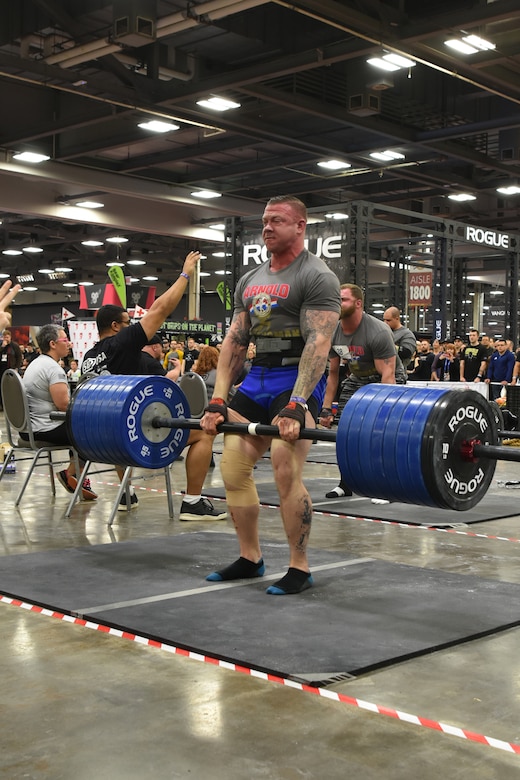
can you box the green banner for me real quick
[108,266,127,308]
[216,280,232,311]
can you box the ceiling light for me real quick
[199,271,211,277]
[325,212,349,219]
[75,200,104,209]
[370,150,405,161]
[16,274,34,283]
[215,270,232,275]
[78,281,94,286]
[209,223,226,230]
[137,120,180,133]
[63,282,78,287]
[489,289,504,295]
[106,261,125,267]
[23,246,43,253]
[55,266,73,272]
[12,151,50,163]
[318,159,352,170]
[367,57,400,72]
[191,190,222,199]
[38,268,54,274]
[497,185,520,195]
[448,193,476,201]
[2,249,23,255]
[142,275,158,281]
[444,39,478,55]
[462,35,495,51]
[212,252,232,257]
[127,259,146,265]
[21,286,38,291]
[105,236,129,244]
[81,239,104,247]
[0,273,10,279]
[128,277,140,283]
[196,97,241,111]
[382,53,416,68]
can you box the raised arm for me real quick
[140,251,201,339]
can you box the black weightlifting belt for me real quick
[253,336,304,368]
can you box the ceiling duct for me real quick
[348,91,380,117]
[113,0,157,46]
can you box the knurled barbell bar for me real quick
[51,375,520,512]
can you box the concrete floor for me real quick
[1,426,520,779]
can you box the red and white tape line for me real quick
[1,592,519,755]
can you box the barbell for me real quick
[51,374,520,512]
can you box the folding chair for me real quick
[177,372,208,418]
[0,369,80,507]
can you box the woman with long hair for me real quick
[193,345,220,397]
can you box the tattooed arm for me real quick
[200,310,250,433]
[375,355,397,384]
[291,308,339,400]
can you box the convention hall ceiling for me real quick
[1,0,520,301]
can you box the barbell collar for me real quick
[151,416,338,443]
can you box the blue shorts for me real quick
[230,366,326,424]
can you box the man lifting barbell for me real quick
[200,195,341,596]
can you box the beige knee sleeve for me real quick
[220,434,259,507]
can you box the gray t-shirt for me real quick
[391,325,416,369]
[234,250,340,353]
[331,312,405,386]
[22,354,68,433]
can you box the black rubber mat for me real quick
[203,479,519,527]
[2,533,520,683]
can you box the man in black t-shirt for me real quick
[459,328,488,383]
[81,252,226,521]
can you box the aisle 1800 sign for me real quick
[408,271,432,307]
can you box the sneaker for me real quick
[57,470,97,501]
[179,497,227,521]
[118,486,139,511]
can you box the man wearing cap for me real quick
[141,335,180,380]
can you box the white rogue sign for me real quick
[243,235,342,265]
[465,226,509,248]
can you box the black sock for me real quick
[266,567,313,595]
[206,556,265,582]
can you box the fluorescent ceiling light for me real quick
[370,150,405,162]
[23,246,43,253]
[497,185,520,195]
[12,151,50,163]
[143,275,158,281]
[138,120,180,133]
[325,212,349,219]
[128,277,140,283]
[383,53,416,68]
[489,290,504,295]
[447,193,476,201]
[214,270,232,275]
[75,200,104,209]
[367,57,400,72]
[127,259,146,265]
[38,268,54,274]
[0,273,10,279]
[318,159,352,170]
[196,97,241,111]
[55,266,73,272]
[199,271,211,277]
[444,39,478,55]
[22,286,38,291]
[191,189,222,199]
[2,249,23,255]
[106,261,125,267]
[63,282,78,287]
[78,281,94,286]
[462,35,495,51]
[105,236,129,243]
[212,252,232,257]
[209,223,226,230]
[81,240,104,247]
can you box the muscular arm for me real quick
[291,309,339,400]
[211,311,251,400]
[322,355,340,409]
[375,355,396,384]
